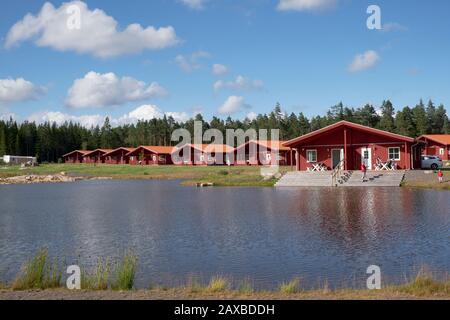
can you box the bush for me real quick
[112,252,138,290]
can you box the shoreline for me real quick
[0,286,449,300]
[0,164,449,189]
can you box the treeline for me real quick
[0,99,449,163]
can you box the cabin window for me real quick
[388,147,400,160]
[306,150,317,163]
[439,148,444,155]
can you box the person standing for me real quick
[361,162,367,182]
[438,169,444,183]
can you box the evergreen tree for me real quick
[412,101,428,136]
[379,100,395,132]
[395,106,415,137]
[0,124,6,156]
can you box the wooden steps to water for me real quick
[275,171,405,187]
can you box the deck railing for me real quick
[331,159,345,186]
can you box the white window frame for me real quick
[306,149,317,163]
[439,148,444,155]
[388,147,401,161]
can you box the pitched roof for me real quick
[235,140,290,152]
[126,146,175,156]
[62,150,90,157]
[102,147,136,157]
[189,143,235,153]
[418,135,450,146]
[283,120,415,147]
[83,149,114,157]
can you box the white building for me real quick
[1,155,37,165]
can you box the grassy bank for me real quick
[0,164,292,187]
[1,249,449,300]
[402,169,450,190]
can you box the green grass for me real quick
[112,252,138,291]
[206,276,229,293]
[279,277,302,294]
[0,163,292,186]
[81,258,111,290]
[238,278,254,294]
[393,270,450,297]
[12,248,61,290]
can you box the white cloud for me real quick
[0,78,45,104]
[382,22,408,32]
[5,1,179,58]
[116,105,189,125]
[179,0,206,10]
[246,111,258,121]
[218,96,250,115]
[277,0,337,12]
[27,105,190,128]
[0,112,17,121]
[212,64,229,76]
[28,110,104,127]
[214,75,264,92]
[65,71,168,108]
[348,50,380,73]
[174,51,211,72]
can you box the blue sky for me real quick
[0,0,449,126]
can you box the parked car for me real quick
[421,155,443,169]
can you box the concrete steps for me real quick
[275,171,332,187]
[275,170,405,187]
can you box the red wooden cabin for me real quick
[172,144,234,165]
[233,140,296,166]
[83,149,113,164]
[126,146,175,165]
[417,135,450,160]
[62,150,90,163]
[283,121,417,171]
[102,147,136,164]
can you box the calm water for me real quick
[0,180,449,289]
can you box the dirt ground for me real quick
[0,288,448,300]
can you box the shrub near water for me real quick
[112,252,138,290]
[12,248,61,290]
[207,276,229,292]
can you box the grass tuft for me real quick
[112,252,138,291]
[279,277,301,294]
[12,248,61,290]
[238,278,254,294]
[395,269,450,296]
[81,258,111,290]
[207,276,229,293]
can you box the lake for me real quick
[0,180,449,289]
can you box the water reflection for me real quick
[0,181,449,289]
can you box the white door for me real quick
[361,147,372,170]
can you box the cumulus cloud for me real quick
[28,110,104,127]
[214,75,264,92]
[212,64,229,76]
[348,50,380,73]
[28,105,190,128]
[218,96,250,115]
[65,71,168,108]
[174,51,211,72]
[117,104,189,124]
[277,0,337,12]
[246,111,258,121]
[5,1,179,58]
[179,0,206,10]
[0,78,45,104]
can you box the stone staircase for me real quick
[275,170,405,187]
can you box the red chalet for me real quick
[172,144,234,165]
[126,146,175,165]
[283,121,417,171]
[102,147,136,164]
[83,149,114,164]
[417,135,450,160]
[62,150,90,163]
[233,140,296,166]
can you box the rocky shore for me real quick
[0,172,112,185]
